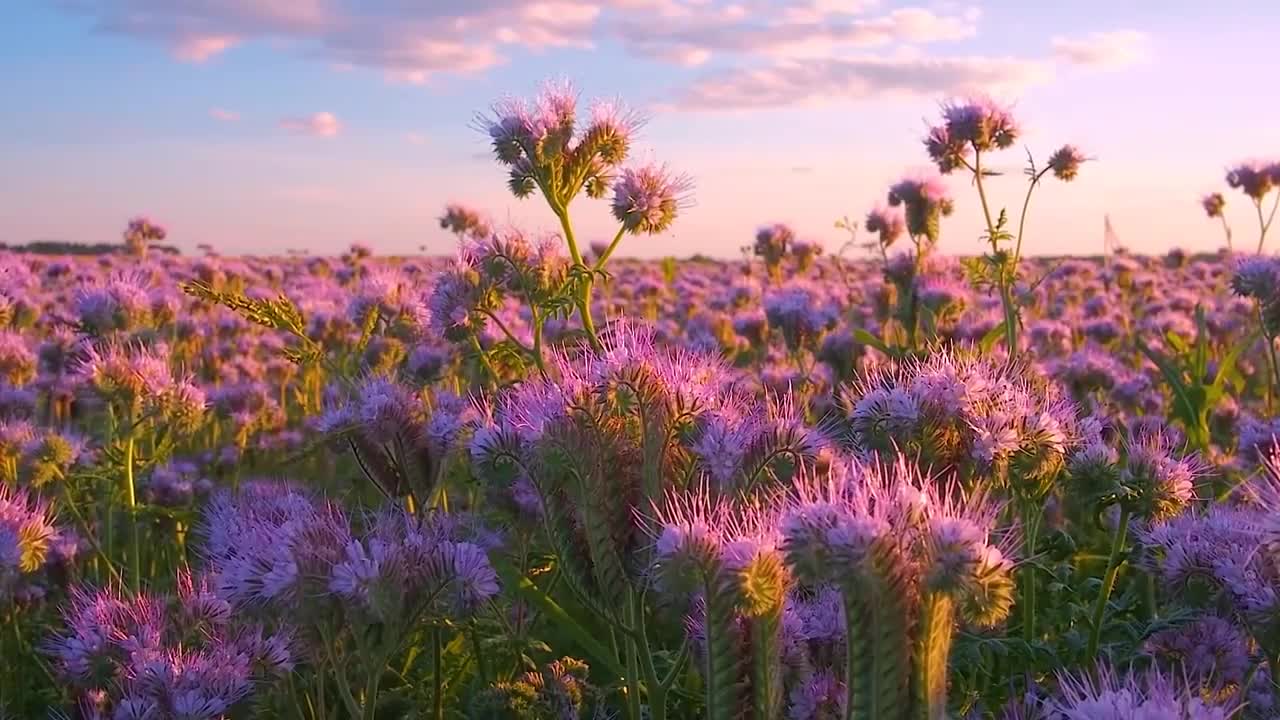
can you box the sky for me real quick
[1,0,1277,259]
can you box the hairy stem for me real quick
[1086,506,1131,661]
[910,593,955,720]
[555,208,603,350]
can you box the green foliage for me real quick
[1136,305,1252,451]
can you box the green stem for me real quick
[1258,192,1280,254]
[632,590,667,720]
[1020,502,1041,643]
[1013,168,1050,268]
[123,428,140,590]
[59,481,121,584]
[468,334,498,386]
[554,208,603,350]
[593,226,628,271]
[1086,506,1131,661]
[363,664,382,720]
[971,152,1020,354]
[432,626,444,720]
[469,623,490,686]
[910,593,955,720]
[750,605,784,720]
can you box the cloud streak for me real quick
[1051,30,1152,69]
[280,112,342,137]
[669,54,1053,111]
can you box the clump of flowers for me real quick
[1,484,69,605]
[839,347,1079,493]
[923,96,1086,354]
[888,175,954,249]
[1202,192,1233,250]
[780,456,1015,720]
[469,323,829,717]
[476,80,689,348]
[199,482,500,716]
[471,656,597,719]
[122,216,166,258]
[649,491,790,718]
[754,223,796,282]
[864,206,906,260]
[439,202,492,241]
[1218,160,1280,252]
[43,575,294,719]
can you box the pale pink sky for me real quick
[2,1,1276,258]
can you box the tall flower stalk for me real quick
[1223,160,1280,253]
[476,82,691,352]
[924,98,1085,355]
[780,457,1015,720]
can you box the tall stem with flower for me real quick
[923,97,1086,356]
[475,82,691,354]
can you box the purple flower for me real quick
[1051,665,1238,720]
[611,163,693,235]
[1047,144,1087,182]
[887,174,955,244]
[1202,192,1227,218]
[864,206,906,249]
[1226,160,1277,200]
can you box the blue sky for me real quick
[2,1,1277,258]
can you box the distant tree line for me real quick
[0,241,181,256]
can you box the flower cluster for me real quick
[840,348,1079,494]
[43,576,293,719]
[200,482,500,625]
[781,456,1015,718]
[122,216,166,258]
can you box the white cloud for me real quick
[280,112,342,137]
[1051,30,1151,69]
[671,54,1052,111]
[209,108,240,122]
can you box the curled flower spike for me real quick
[611,162,694,235]
[1202,191,1226,218]
[864,206,906,250]
[1226,160,1277,200]
[925,96,1020,173]
[887,175,954,245]
[439,203,492,240]
[1047,144,1087,181]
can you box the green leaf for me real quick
[980,321,1008,354]
[853,328,895,357]
[1136,340,1197,425]
[490,560,626,680]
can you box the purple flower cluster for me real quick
[43,575,293,720]
[200,482,500,625]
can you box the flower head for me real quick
[864,206,906,249]
[1202,192,1226,218]
[888,174,954,244]
[1047,144,1087,181]
[1226,160,1277,200]
[611,163,693,235]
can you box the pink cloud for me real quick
[209,108,241,122]
[1051,31,1151,70]
[172,34,239,62]
[280,112,342,137]
[671,54,1051,111]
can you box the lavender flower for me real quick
[611,163,693,235]
[887,175,954,245]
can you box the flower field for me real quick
[4,82,1280,719]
